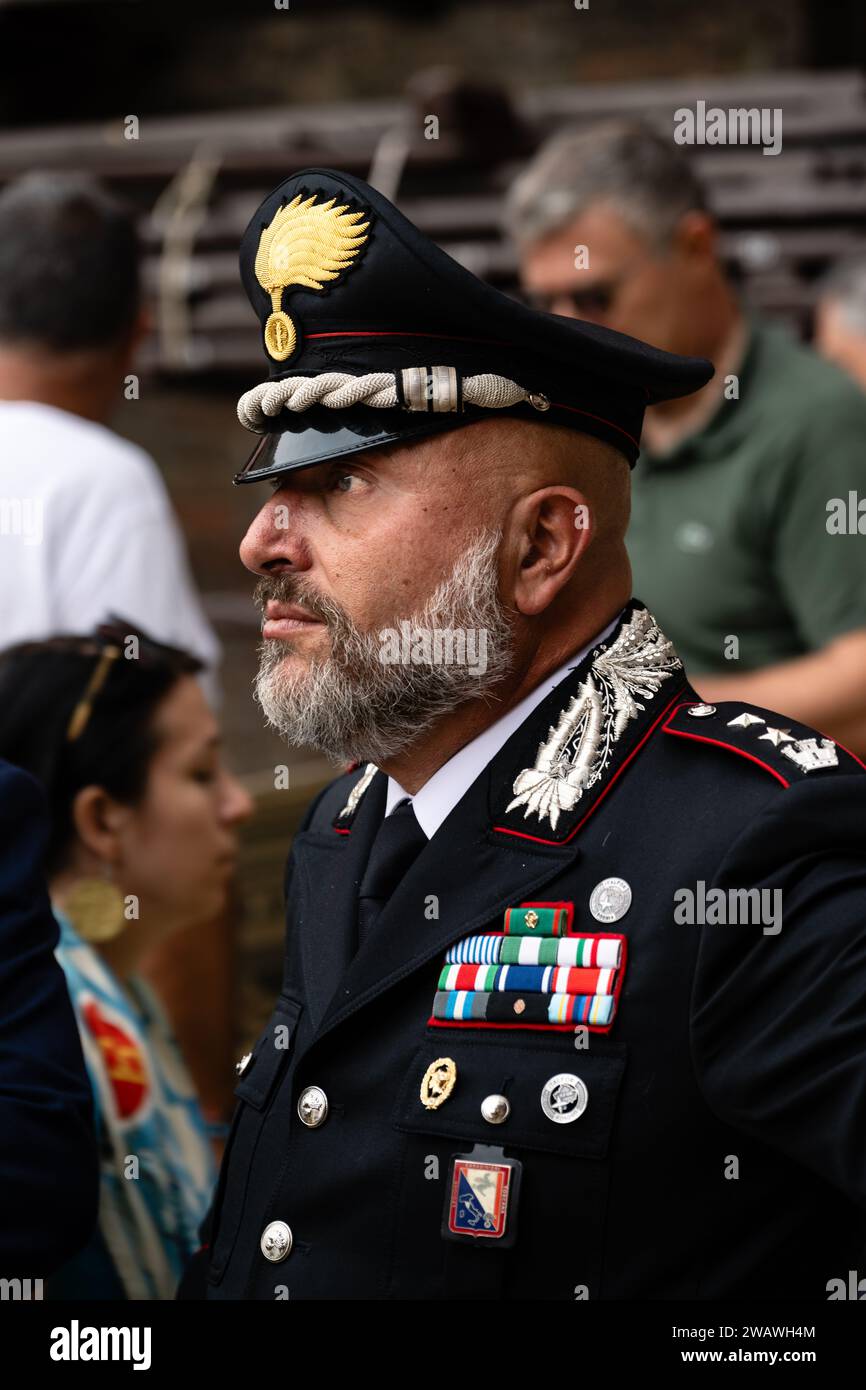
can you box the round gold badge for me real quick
[264,310,296,362]
[420,1057,457,1110]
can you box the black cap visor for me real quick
[234,405,487,484]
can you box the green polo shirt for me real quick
[628,316,866,675]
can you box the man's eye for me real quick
[331,472,360,493]
[573,287,614,315]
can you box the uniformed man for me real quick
[181,168,866,1301]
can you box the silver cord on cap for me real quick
[236,367,543,432]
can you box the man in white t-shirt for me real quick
[0,173,220,698]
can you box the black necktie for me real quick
[356,799,426,945]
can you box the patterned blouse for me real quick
[49,909,217,1299]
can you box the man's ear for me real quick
[70,785,129,864]
[510,485,594,617]
[674,209,717,262]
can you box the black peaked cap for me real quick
[234,167,713,483]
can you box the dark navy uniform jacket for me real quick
[185,601,866,1300]
[0,760,98,1276]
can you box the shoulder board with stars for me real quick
[662,701,866,785]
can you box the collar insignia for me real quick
[334,761,378,829]
[505,607,681,834]
[255,193,370,362]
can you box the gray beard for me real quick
[253,528,514,765]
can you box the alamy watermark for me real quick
[379,622,489,675]
[826,491,866,535]
[50,1321,151,1370]
[674,881,782,935]
[0,1276,42,1299]
[674,101,782,156]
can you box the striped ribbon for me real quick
[438,963,615,996]
[433,989,614,1027]
[445,934,621,968]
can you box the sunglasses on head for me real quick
[65,616,189,742]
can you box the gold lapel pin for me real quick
[420,1057,457,1110]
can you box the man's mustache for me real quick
[252,575,346,627]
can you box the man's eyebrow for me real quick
[341,445,398,466]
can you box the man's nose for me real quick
[239,491,304,575]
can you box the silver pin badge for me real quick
[541,1073,588,1124]
[687,703,716,718]
[590,876,632,923]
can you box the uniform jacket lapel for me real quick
[315,766,578,1041]
[291,769,386,1032]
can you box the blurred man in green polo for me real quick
[508,121,866,754]
[815,255,866,393]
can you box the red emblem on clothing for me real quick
[82,998,149,1119]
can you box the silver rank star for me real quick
[781,738,839,772]
[727,713,765,728]
[758,727,795,746]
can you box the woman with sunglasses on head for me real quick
[0,621,253,1299]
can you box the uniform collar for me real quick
[385,611,623,839]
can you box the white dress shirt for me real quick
[385,612,621,838]
[0,401,221,702]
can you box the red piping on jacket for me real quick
[662,700,866,780]
[662,709,790,788]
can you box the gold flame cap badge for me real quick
[254,192,370,363]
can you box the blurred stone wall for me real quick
[0,0,827,129]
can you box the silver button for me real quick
[260,1220,292,1262]
[481,1093,510,1125]
[687,703,717,718]
[589,876,632,923]
[541,1073,589,1124]
[297,1085,328,1128]
[235,1052,252,1077]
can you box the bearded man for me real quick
[180,170,866,1303]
